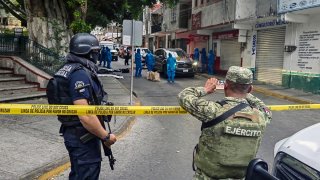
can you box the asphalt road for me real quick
[54,60,320,180]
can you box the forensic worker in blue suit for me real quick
[194,48,199,62]
[208,49,215,75]
[167,53,176,83]
[99,46,107,66]
[201,48,207,73]
[146,50,155,72]
[106,47,112,69]
[135,49,142,77]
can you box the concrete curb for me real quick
[253,86,317,104]
[196,73,317,104]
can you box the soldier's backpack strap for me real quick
[201,102,249,130]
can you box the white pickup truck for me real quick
[245,123,320,179]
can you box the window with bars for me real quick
[171,7,177,22]
[1,17,8,26]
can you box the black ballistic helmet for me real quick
[69,33,100,55]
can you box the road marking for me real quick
[38,162,70,180]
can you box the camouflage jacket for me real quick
[178,87,272,123]
[178,87,272,179]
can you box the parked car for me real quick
[135,47,150,67]
[246,123,320,180]
[99,41,118,61]
[154,48,195,77]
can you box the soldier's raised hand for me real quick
[204,78,218,94]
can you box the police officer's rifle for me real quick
[75,84,116,170]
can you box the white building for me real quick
[143,0,320,94]
[280,0,320,93]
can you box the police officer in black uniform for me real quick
[53,33,117,180]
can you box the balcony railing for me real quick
[0,34,65,75]
[151,24,162,33]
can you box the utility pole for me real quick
[145,8,149,48]
[111,22,114,42]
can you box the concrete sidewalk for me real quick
[198,73,320,104]
[0,75,139,180]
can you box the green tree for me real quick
[4,0,177,54]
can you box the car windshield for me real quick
[169,50,187,59]
[101,44,113,50]
[136,48,148,54]
[106,45,113,50]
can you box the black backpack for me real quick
[46,77,60,104]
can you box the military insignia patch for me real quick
[75,81,85,93]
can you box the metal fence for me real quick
[0,34,65,75]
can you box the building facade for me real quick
[280,0,320,93]
[142,0,320,94]
[0,5,22,31]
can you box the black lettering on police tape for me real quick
[0,108,10,113]
[114,110,135,114]
[21,109,29,113]
[143,111,152,114]
[66,110,77,114]
[86,110,95,114]
[52,110,62,113]
[35,109,46,113]
[288,105,311,110]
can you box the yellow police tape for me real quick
[0,104,319,116]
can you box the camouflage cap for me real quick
[226,66,253,84]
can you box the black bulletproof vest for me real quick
[53,62,104,126]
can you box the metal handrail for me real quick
[0,34,65,75]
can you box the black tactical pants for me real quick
[62,126,102,180]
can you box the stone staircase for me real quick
[0,68,46,102]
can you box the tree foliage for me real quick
[11,0,177,31]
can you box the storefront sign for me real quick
[212,30,239,39]
[192,12,201,30]
[278,0,320,13]
[255,19,288,29]
[251,31,257,69]
[297,30,320,70]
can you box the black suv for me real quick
[154,48,194,77]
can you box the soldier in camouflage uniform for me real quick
[178,66,272,180]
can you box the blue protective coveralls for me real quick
[201,48,207,73]
[146,51,155,71]
[135,49,142,77]
[167,53,176,83]
[193,48,199,62]
[208,49,215,75]
[99,47,107,66]
[106,47,112,69]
